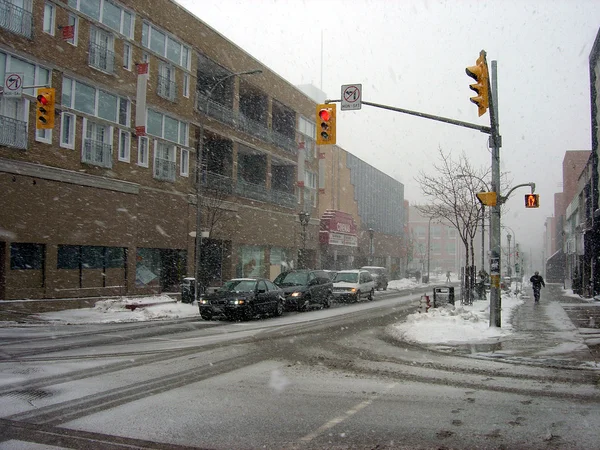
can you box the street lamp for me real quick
[506,233,512,278]
[368,228,374,265]
[194,69,263,302]
[298,211,310,269]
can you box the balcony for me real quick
[237,113,270,142]
[157,74,177,102]
[196,93,236,126]
[0,0,32,39]
[271,189,297,209]
[271,130,297,153]
[89,42,115,73]
[0,114,27,149]
[236,179,269,203]
[154,157,176,182]
[82,139,112,168]
[202,171,233,194]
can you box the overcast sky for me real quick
[176,0,600,269]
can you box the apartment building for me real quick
[0,0,322,301]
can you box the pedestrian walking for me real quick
[446,271,451,283]
[529,271,545,303]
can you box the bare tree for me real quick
[199,186,229,238]
[415,148,488,303]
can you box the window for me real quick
[157,63,176,101]
[142,22,191,68]
[69,0,134,38]
[123,42,132,70]
[138,136,149,167]
[180,148,189,176]
[118,129,130,162]
[89,26,115,73]
[146,109,188,145]
[154,141,176,182]
[10,243,44,270]
[43,2,55,35]
[35,127,52,144]
[82,118,113,168]
[66,13,78,46]
[57,245,126,269]
[60,113,76,149]
[447,241,456,254]
[431,225,441,238]
[298,116,316,139]
[62,77,130,125]
[447,228,457,238]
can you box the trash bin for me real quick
[432,286,455,307]
[181,277,196,303]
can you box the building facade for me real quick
[0,0,406,304]
[588,26,600,296]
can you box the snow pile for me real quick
[388,278,422,290]
[33,295,200,324]
[388,291,524,345]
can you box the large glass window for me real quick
[69,0,134,37]
[10,243,44,270]
[57,245,126,269]
[142,22,190,68]
[62,77,130,125]
[146,108,188,145]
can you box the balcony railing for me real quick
[237,113,270,142]
[82,139,112,168]
[0,0,33,39]
[154,157,176,182]
[89,42,115,73]
[157,74,177,102]
[202,171,233,194]
[196,93,236,126]
[0,114,27,149]
[271,130,298,153]
[271,188,297,209]
[236,179,270,203]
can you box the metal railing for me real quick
[271,130,298,153]
[89,42,115,73]
[270,188,297,208]
[237,112,270,142]
[154,156,176,182]
[203,171,233,194]
[0,0,33,39]
[157,74,177,102]
[0,114,27,149]
[236,179,270,203]
[195,93,236,126]
[82,139,112,168]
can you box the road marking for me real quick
[299,382,397,442]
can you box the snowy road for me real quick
[0,290,599,449]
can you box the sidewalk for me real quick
[468,284,599,368]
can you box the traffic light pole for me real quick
[488,58,502,328]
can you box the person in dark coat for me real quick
[529,271,545,303]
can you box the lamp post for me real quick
[426,217,432,284]
[507,233,512,278]
[194,69,263,302]
[368,228,374,265]
[298,211,310,269]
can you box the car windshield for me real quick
[333,272,358,283]
[218,280,256,293]
[274,272,309,286]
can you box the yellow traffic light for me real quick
[465,51,489,117]
[525,194,539,208]
[316,103,336,145]
[36,87,55,129]
[476,191,497,207]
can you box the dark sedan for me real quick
[198,278,285,321]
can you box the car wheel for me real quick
[323,293,332,309]
[243,307,254,321]
[297,297,308,312]
[368,289,374,301]
[354,291,360,303]
[200,312,212,321]
[275,300,284,316]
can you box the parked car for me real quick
[198,278,284,321]
[322,270,338,280]
[360,266,389,291]
[332,269,375,302]
[273,269,333,311]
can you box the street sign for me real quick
[341,84,362,110]
[4,73,23,98]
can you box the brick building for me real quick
[0,0,405,304]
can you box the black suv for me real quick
[273,270,333,311]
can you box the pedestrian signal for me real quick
[36,88,55,129]
[316,103,336,145]
[525,194,539,208]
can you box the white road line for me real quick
[299,382,397,443]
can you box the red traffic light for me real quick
[318,109,330,121]
[37,94,49,105]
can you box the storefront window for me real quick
[237,245,265,278]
